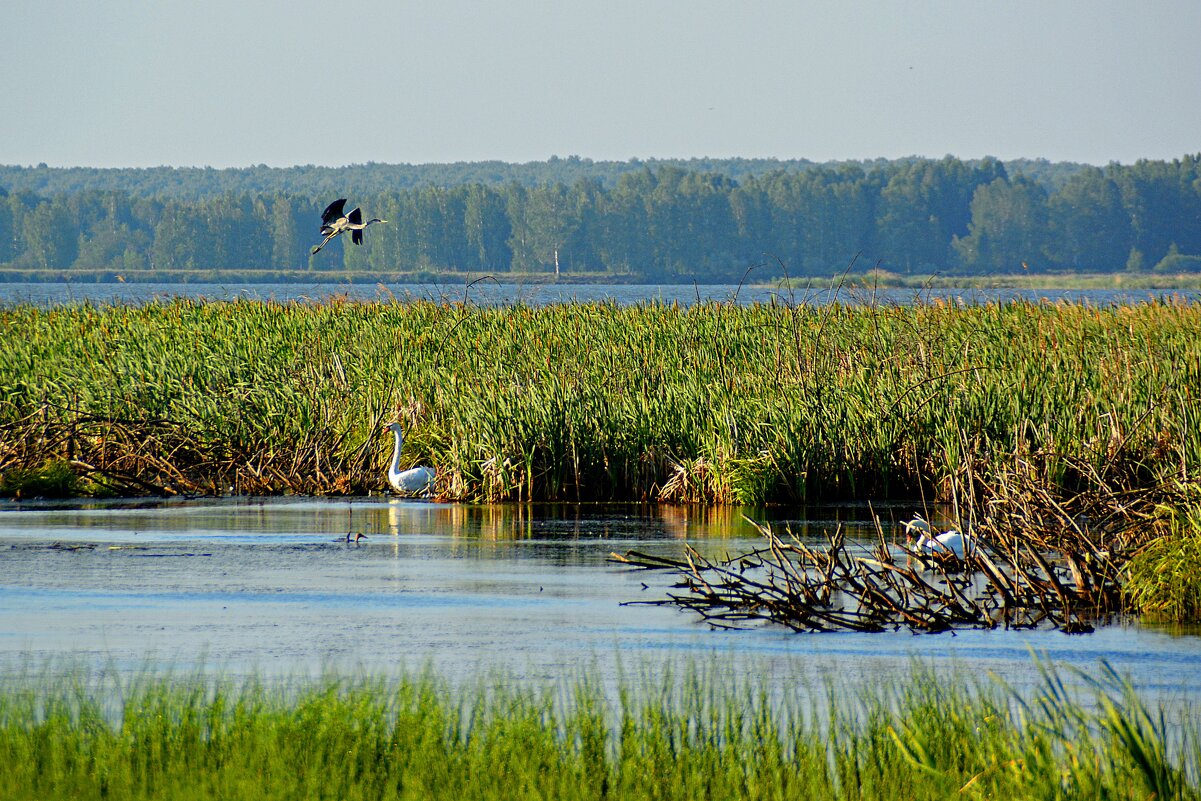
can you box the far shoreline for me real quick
[2,268,1200,292]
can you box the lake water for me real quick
[2,497,1198,702]
[1,281,1196,307]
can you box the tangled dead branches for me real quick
[613,518,1111,634]
[614,460,1189,634]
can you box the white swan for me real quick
[386,422,436,497]
[904,516,970,559]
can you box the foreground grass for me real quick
[1,297,1198,502]
[0,662,1195,801]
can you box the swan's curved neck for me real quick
[388,427,404,475]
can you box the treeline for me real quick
[0,156,1088,201]
[1,155,1199,279]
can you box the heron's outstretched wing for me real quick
[351,229,363,245]
[320,199,347,226]
[347,207,363,226]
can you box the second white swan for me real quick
[904,516,970,559]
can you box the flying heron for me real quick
[311,198,387,255]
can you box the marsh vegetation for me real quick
[3,296,1198,624]
[1,297,1197,506]
[0,661,1196,801]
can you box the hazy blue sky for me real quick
[5,1,1199,168]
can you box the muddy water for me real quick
[1,497,1199,698]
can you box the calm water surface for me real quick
[1,281,1196,307]
[1,497,1198,701]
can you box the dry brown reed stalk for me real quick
[0,401,382,497]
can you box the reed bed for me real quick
[0,296,1198,505]
[0,661,1196,801]
[1125,489,1201,622]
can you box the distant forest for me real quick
[1,155,1199,280]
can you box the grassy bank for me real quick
[0,663,1195,801]
[4,268,1201,291]
[0,298,1198,503]
[835,270,1201,291]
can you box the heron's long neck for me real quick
[389,429,404,474]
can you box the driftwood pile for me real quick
[614,457,1175,634]
[613,520,1113,634]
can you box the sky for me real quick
[4,1,1200,169]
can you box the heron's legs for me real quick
[311,232,337,255]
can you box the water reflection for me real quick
[0,495,953,563]
[374,499,901,542]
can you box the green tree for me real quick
[511,183,580,274]
[952,176,1048,273]
[787,166,873,274]
[1046,167,1131,270]
[1152,242,1201,273]
[402,187,461,271]
[151,203,207,271]
[752,172,806,270]
[873,157,1006,272]
[0,188,15,263]
[72,191,152,270]
[728,183,772,265]
[674,171,738,278]
[463,184,513,272]
[598,171,653,274]
[268,195,309,269]
[1114,156,1201,265]
[21,198,78,269]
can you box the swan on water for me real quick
[386,422,436,497]
[311,198,387,255]
[904,516,970,559]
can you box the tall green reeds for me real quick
[1126,493,1201,622]
[1,297,1198,503]
[0,662,1196,800]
